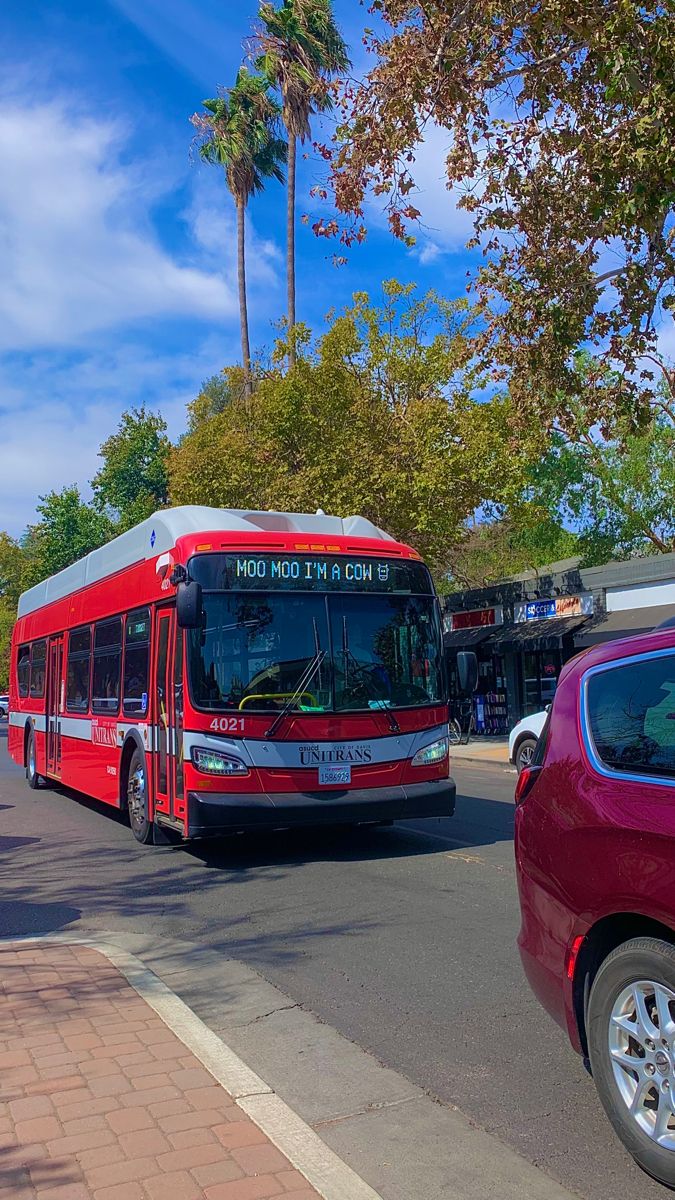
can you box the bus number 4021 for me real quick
[210,716,245,733]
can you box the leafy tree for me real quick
[191,68,286,391]
[320,1,675,432]
[0,607,14,691]
[256,0,349,364]
[530,415,675,563]
[21,487,114,590]
[170,282,536,573]
[0,533,23,609]
[446,509,579,591]
[186,373,236,432]
[92,407,171,531]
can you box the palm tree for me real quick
[256,0,349,365]
[191,68,286,394]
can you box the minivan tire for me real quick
[587,937,675,1188]
[515,736,538,774]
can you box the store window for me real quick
[522,649,562,714]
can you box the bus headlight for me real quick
[411,736,449,767]
[191,747,249,776]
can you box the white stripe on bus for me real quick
[10,712,447,769]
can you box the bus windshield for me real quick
[187,590,443,713]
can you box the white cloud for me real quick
[0,335,235,536]
[186,174,283,289]
[0,98,240,350]
[405,124,476,258]
[0,89,285,536]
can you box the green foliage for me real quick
[0,533,23,608]
[170,282,536,573]
[324,0,675,432]
[21,487,114,591]
[0,606,14,691]
[191,68,286,205]
[186,374,237,432]
[92,407,171,532]
[257,0,350,141]
[446,509,579,591]
[531,418,675,563]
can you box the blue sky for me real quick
[0,0,476,537]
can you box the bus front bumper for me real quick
[186,778,456,838]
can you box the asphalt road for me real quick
[0,725,666,1200]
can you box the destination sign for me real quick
[189,553,433,595]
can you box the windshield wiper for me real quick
[265,649,327,738]
[341,617,400,734]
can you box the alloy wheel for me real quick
[609,979,675,1147]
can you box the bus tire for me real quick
[126,747,153,845]
[26,728,41,789]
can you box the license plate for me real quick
[318,764,351,786]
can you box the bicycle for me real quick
[448,698,475,745]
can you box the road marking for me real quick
[446,851,487,866]
[5,932,382,1200]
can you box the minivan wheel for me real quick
[587,937,675,1187]
[126,747,153,845]
[515,736,537,774]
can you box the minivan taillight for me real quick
[515,765,542,805]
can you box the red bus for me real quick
[8,506,454,844]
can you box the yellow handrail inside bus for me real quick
[238,692,318,710]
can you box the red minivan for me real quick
[515,623,675,1186]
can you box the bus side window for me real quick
[92,619,122,714]
[66,627,91,713]
[30,640,47,699]
[17,645,30,698]
[123,608,150,717]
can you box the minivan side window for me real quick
[17,645,30,698]
[66,627,91,713]
[123,609,150,717]
[92,619,122,714]
[587,653,675,780]
[30,640,47,699]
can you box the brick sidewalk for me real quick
[0,942,318,1200]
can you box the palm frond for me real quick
[190,67,287,204]
[256,0,350,142]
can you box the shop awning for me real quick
[443,624,498,649]
[574,604,674,647]
[484,615,588,650]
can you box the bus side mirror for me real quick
[456,651,478,695]
[176,580,203,629]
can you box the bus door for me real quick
[153,608,183,823]
[46,636,64,778]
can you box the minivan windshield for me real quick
[186,556,443,713]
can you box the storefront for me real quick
[444,551,675,727]
[443,606,509,734]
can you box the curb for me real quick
[4,931,382,1200]
[451,753,515,771]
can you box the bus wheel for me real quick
[26,729,41,789]
[126,748,153,845]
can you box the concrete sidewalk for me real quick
[0,941,335,1200]
[449,737,512,768]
